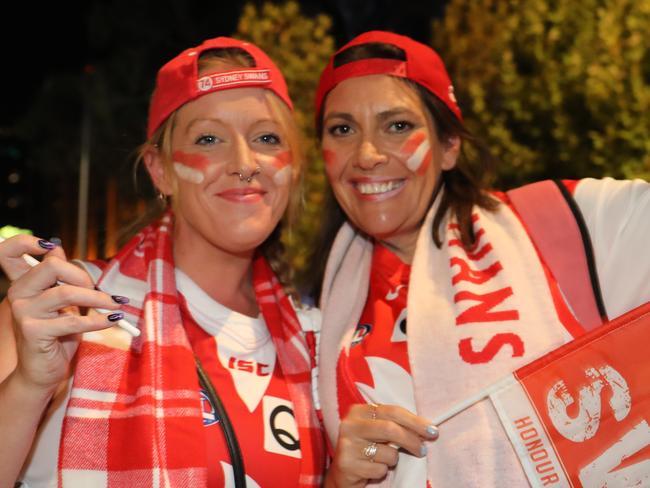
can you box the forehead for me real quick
[175,86,276,126]
[324,74,424,116]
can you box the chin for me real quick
[353,221,402,240]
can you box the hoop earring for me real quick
[157,192,169,206]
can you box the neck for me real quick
[173,224,259,318]
[378,231,419,264]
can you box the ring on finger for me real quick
[363,441,378,462]
[369,402,378,420]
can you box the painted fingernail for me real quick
[108,312,124,322]
[426,425,439,439]
[420,444,428,457]
[111,295,130,304]
[49,237,62,247]
[38,239,56,250]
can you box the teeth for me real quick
[356,180,402,195]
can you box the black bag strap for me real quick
[195,356,246,487]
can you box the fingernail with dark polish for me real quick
[108,312,124,322]
[111,295,130,304]
[49,237,62,247]
[38,239,56,250]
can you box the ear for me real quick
[441,135,461,171]
[143,146,173,195]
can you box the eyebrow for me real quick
[323,107,418,124]
[184,117,281,134]
[185,118,224,134]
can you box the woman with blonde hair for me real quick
[0,36,324,487]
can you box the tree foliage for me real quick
[433,0,650,188]
[236,2,335,277]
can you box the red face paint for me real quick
[172,150,211,172]
[322,149,337,166]
[399,131,432,175]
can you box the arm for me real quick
[0,236,124,486]
[324,403,438,488]
[574,178,650,318]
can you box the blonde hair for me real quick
[133,48,303,296]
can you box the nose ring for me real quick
[237,166,261,183]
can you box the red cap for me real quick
[147,37,293,138]
[315,31,461,121]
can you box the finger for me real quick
[369,418,427,457]
[353,460,389,481]
[13,285,122,321]
[0,235,59,280]
[369,442,399,467]
[8,256,96,300]
[375,404,439,441]
[346,404,434,457]
[21,310,125,341]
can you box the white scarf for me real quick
[319,191,577,486]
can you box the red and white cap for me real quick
[315,31,461,121]
[147,37,292,138]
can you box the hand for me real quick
[325,402,439,487]
[0,235,65,281]
[7,251,126,395]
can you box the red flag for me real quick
[489,302,650,487]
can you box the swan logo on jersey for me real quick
[199,388,220,426]
[351,323,372,346]
[263,395,301,459]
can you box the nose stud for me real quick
[236,166,261,183]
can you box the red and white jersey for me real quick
[336,245,430,487]
[338,245,411,417]
[177,269,302,488]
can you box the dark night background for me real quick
[0,1,447,241]
[1,1,446,126]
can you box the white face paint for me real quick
[256,151,292,187]
[272,165,292,186]
[174,161,205,184]
[405,139,431,173]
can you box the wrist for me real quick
[6,367,57,406]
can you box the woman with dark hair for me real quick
[313,31,650,486]
[0,37,324,487]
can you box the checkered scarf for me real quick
[58,213,325,487]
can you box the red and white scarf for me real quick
[58,213,324,487]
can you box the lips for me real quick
[216,187,266,203]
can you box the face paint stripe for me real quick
[173,162,205,184]
[273,166,292,186]
[172,150,211,172]
[416,148,433,175]
[405,139,431,173]
[322,149,336,166]
[400,131,427,155]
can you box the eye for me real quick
[387,120,414,133]
[256,133,281,145]
[327,124,353,137]
[194,134,220,146]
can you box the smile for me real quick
[216,187,266,203]
[355,180,404,195]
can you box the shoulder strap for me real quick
[507,180,607,331]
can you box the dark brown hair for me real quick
[306,41,499,301]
